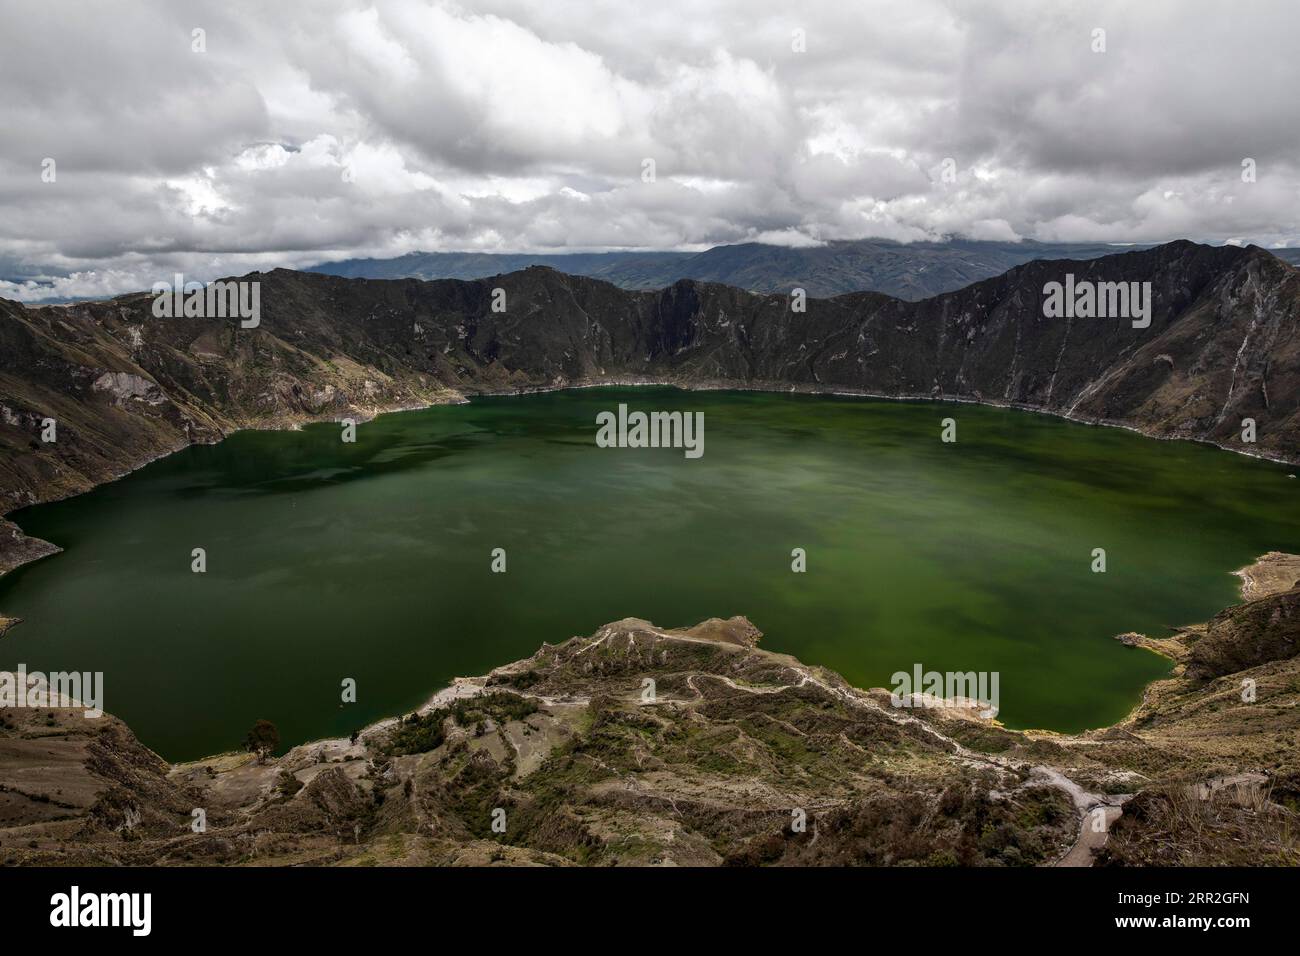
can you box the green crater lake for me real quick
[3,387,1297,761]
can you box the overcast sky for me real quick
[2,0,1298,300]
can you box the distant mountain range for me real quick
[310,239,1300,300]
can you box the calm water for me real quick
[2,388,1296,760]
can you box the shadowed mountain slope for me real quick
[1,240,1298,571]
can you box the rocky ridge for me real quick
[0,554,1297,867]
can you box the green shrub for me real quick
[383,693,539,756]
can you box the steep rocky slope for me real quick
[3,241,1297,538]
[2,555,1296,867]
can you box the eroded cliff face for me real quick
[1,557,1297,867]
[1,241,1297,534]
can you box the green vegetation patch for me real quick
[383,692,539,756]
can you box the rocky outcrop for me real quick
[0,518,59,577]
[0,617,1078,866]
[1184,586,1300,680]
[1233,550,1300,600]
[2,559,1298,867]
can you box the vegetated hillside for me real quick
[310,238,1145,299]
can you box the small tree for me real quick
[245,719,280,762]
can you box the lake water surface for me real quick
[3,387,1296,761]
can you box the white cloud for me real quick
[0,0,1298,301]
